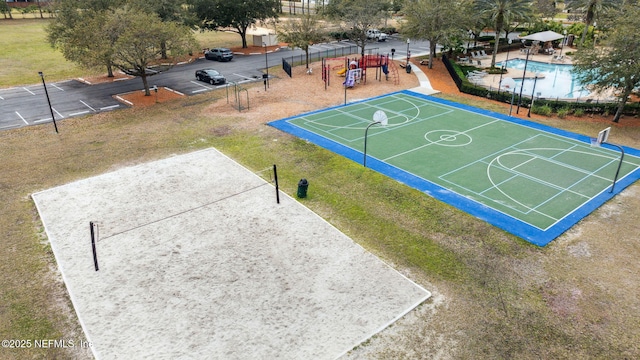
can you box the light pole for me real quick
[559,29,567,57]
[38,71,58,134]
[263,42,269,91]
[516,43,531,114]
[527,76,539,117]
[498,39,512,90]
[406,38,411,69]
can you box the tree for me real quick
[47,0,127,77]
[572,3,640,123]
[277,15,326,69]
[129,0,190,58]
[0,1,14,19]
[475,0,532,68]
[564,0,622,45]
[107,7,196,96]
[401,0,469,68]
[188,0,280,48]
[323,0,391,58]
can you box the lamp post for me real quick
[516,44,531,114]
[406,38,411,68]
[263,42,269,91]
[527,76,539,117]
[498,39,513,90]
[559,29,567,57]
[38,71,58,134]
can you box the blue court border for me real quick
[268,90,640,246]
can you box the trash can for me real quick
[406,64,412,74]
[297,178,308,198]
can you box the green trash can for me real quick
[297,178,308,198]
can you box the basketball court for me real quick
[268,90,640,246]
[32,148,431,359]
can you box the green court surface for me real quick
[269,90,640,246]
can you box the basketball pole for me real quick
[363,121,382,167]
[603,142,625,193]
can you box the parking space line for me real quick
[52,84,64,91]
[80,100,96,112]
[33,118,52,124]
[190,81,211,88]
[23,87,36,95]
[192,89,209,93]
[53,107,65,119]
[15,111,28,125]
[0,124,21,130]
[69,110,91,116]
[233,74,257,80]
[100,105,120,111]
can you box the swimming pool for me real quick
[497,59,591,99]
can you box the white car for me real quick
[366,29,388,42]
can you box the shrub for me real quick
[532,104,552,116]
[556,107,571,118]
[573,108,585,117]
[380,27,397,35]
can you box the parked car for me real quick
[366,29,388,42]
[205,48,234,62]
[195,69,226,85]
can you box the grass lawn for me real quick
[1,18,640,360]
[0,18,245,87]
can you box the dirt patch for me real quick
[116,87,185,106]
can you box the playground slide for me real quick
[337,67,347,76]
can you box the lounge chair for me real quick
[479,50,489,59]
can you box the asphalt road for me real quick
[0,36,432,131]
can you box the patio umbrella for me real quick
[521,30,565,42]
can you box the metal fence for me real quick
[282,45,382,67]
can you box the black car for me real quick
[195,69,226,85]
[205,48,234,62]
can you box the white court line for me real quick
[80,100,96,112]
[383,119,501,162]
[23,87,36,95]
[52,84,64,91]
[15,111,28,125]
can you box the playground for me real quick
[269,90,640,246]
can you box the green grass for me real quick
[0,18,246,87]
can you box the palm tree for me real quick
[475,0,531,68]
[565,0,622,45]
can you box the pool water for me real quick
[498,59,591,99]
